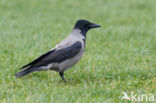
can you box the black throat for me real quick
[80,29,87,38]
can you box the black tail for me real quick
[15,67,38,78]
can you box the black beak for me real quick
[89,23,101,28]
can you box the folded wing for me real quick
[20,41,82,69]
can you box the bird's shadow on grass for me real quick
[19,73,117,85]
[15,71,154,86]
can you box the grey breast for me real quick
[50,29,85,72]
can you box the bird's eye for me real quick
[85,24,89,27]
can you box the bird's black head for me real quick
[74,20,101,37]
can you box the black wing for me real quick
[20,49,56,69]
[20,41,82,69]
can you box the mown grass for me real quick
[0,0,156,102]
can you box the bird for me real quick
[15,19,101,82]
[122,91,130,100]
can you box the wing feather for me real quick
[20,41,82,69]
[20,49,56,69]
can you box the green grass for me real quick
[0,0,156,102]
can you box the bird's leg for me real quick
[59,72,66,82]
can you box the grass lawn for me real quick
[0,0,156,102]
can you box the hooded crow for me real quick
[15,19,101,82]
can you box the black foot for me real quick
[59,72,67,82]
